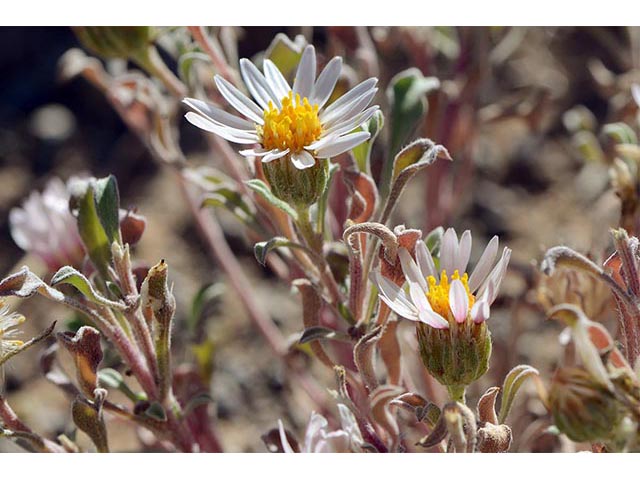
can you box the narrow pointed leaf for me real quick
[498,364,539,424]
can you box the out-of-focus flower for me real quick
[0,300,26,360]
[533,266,611,321]
[278,404,363,453]
[183,45,379,170]
[549,367,622,444]
[9,178,85,272]
[374,228,511,329]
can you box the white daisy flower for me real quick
[9,178,84,272]
[183,45,379,170]
[374,228,511,329]
[0,300,26,360]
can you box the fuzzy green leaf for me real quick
[498,364,539,424]
[253,236,310,267]
[246,179,298,220]
[50,266,125,310]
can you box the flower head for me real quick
[0,300,26,360]
[374,228,511,329]
[183,45,379,170]
[9,178,85,272]
[278,404,363,453]
[374,228,511,392]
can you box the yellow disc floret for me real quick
[260,91,322,153]
[426,270,475,320]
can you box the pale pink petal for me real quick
[278,420,296,453]
[418,309,449,329]
[439,228,458,276]
[471,300,489,324]
[409,282,430,313]
[468,235,499,292]
[379,294,418,320]
[416,240,437,279]
[398,248,428,291]
[478,247,511,304]
[455,230,472,274]
[449,279,469,323]
[374,272,418,319]
[304,412,329,452]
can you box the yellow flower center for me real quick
[426,270,475,320]
[259,91,323,153]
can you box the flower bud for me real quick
[549,367,622,443]
[73,27,153,61]
[262,156,329,209]
[416,319,492,394]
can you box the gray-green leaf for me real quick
[246,179,298,220]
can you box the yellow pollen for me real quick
[425,270,475,320]
[259,91,322,153]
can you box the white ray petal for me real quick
[418,310,449,329]
[322,106,379,138]
[455,230,472,275]
[239,147,277,157]
[182,98,255,130]
[184,112,259,144]
[449,279,469,324]
[306,133,339,152]
[321,88,377,128]
[315,131,370,158]
[416,240,437,279]
[261,149,290,163]
[263,59,291,99]
[293,45,316,99]
[311,56,342,107]
[215,75,264,124]
[468,235,499,292]
[398,248,428,291]
[409,282,431,314]
[379,294,418,320]
[321,78,378,117]
[477,247,511,304]
[374,272,415,311]
[440,228,458,276]
[240,58,281,110]
[291,150,316,169]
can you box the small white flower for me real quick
[183,45,379,170]
[0,300,26,360]
[278,404,363,453]
[9,178,84,271]
[374,228,511,329]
